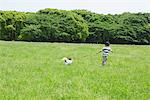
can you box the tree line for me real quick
[0,8,150,44]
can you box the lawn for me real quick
[0,41,149,99]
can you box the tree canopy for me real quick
[0,9,150,44]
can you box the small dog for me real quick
[62,57,73,65]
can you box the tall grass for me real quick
[0,41,149,99]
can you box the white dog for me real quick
[62,57,73,65]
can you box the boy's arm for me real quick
[96,51,101,54]
[110,48,113,53]
[96,49,102,54]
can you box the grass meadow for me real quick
[0,41,149,99]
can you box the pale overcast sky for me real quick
[0,0,149,14]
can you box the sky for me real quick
[0,0,150,14]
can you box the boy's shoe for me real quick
[102,61,106,65]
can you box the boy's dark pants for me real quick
[102,56,107,65]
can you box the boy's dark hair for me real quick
[105,41,110,46]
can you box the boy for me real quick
[100,41,112,65]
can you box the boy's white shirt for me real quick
[101,46,112,56]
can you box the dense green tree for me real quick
[0,16,6,39]
[20,25,42,41]
[73,10,150,44]
[0,9,149,44]
[0,11,26,40]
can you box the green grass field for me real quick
[0,41,149,99]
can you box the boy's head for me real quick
[105,41,110,46]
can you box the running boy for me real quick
[99,41,112,65]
